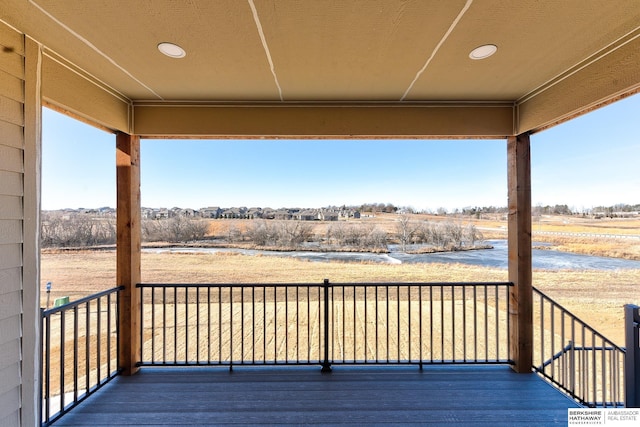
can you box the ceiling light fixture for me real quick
[469,44,497,60]
[157,42,186,58]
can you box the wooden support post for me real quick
[116,132,141,376]
[507,133,533,373]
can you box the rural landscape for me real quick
[41,203,640,346]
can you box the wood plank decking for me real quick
[52,365,578,426]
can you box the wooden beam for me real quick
[133,103,514,138]
[517,32,640,134]
[116,132,141,376]
[507,133,533,373]
[42,52,132,133]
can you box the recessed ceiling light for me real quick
[469,44,497,60]
[157,42,186,58]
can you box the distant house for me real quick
[262,208,276,219]
[183,208,196,217]
[297,210,319,221]
[247,208,263,219]
[222,208,242,219]
[339,209,360,219]
[612,211,639,218]
[319,211,339,221]
[274,209,293,220]
[200,207,221,219]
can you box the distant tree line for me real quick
[222,217,483,253]
[41,210,486,252]
[590,203,640,216]
[41,211,116,247]
[244,221,315,247]
[357,203,398,213]
[460,203,640,217]
[41,211,209,247]
[142,216,209,243]
[394,215,483,252]
[460,206,508,218]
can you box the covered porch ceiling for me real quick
[3,0,640,138]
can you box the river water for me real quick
[145,240,640,271]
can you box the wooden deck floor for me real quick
[52,365,578,426]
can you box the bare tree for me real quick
[395,215,419,252]
[41,212,116,247]
[444,221,464,249]
[141,217,209,243]
[464,224,483,247]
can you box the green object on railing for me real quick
[53,296,70,307]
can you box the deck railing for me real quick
[39,280,633,426]
[625,304,640,407]
[137,281,513,367]
[533,287,626,407]
[41,287,122,426]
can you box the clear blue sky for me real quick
[42,94,639,212]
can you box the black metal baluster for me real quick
[440,286,444,362]
[85,301,90,392]
[473,285,477,362]
[494,285,500,361]
[59,309,65,414]
[207,287,211,363]
[484,285,488,362]
[230,286,234,369]
[364,285,368,363]
[151,287,155,364]
[241,285,245,364]
[462,285,466,362]
[185,287,189,363]
[307,286,311,362]
[592,331,597,406]
[354,284,358,362]
[397,285,401,363]
[163,287,167,363]
[273,285,277,363]
[419,285,423,367]
[540,294,544,374]
[342,284,346,363]
[252,286,256,364]
[374,285,379,363]
[321,279,331,372]
[173,287,177,364]
[407,285,411,363]
[429,286,433,363]
[263,286,267,364]
[96,298,101,382]
[196,287,200,364]
[386,285,390,362]
[296,286,299,363]
[506,284,510,363]
[285,286,288,363]
[219,286,222,365]
[73,305,78,403]
[551,301,555,382]
[44,312,51,423]
[451,285,455,361]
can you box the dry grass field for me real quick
[42,248,640,346]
